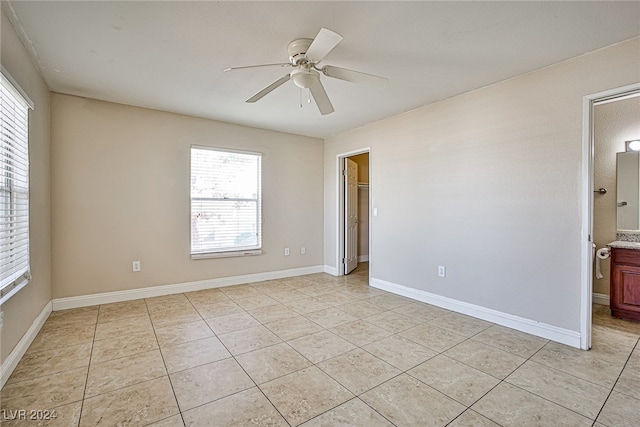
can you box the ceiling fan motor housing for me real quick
[288,38,313,65]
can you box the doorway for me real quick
[583,83,640,350]
[337,149,371,276]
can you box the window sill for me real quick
[191,249,262,260]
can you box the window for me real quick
[190,146,262,258]
[0,72,31,304]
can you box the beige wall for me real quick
[593,97,640,296]
[51,94,323,298]
[1,9,52,363]
[324,37,640,333]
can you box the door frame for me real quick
[581,82,640,350]
[336,147,371,276]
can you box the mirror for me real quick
[617,151,640,230]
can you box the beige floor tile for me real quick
[193,300,244,318]
[505,360,609,419]
[265,289,308,303]
[170,358,254,411]
[220,284,265,300]
[614,365,640,399]
[626,347,640,371]
[285,297,332,314]
[531,341,624,388]
[161,336,231,373]
[150,306,203,328]
[79,377,179,426]
[366,294,412,310]
[363,334,437,371]
[299,398,393,426]
[265,315,323,341]
[90,330,158,363]
[592,323,640,348]
[248,303,298,323]
[28,323,95,353]
[0,401,83,427]
[472,383,592,426]
[218,325,282,355]
[329,320,392,347]
[147,414,186,427]
[234,294,279,311]
[260,366,354,426]
[392,302,450,322]
[408,355,500,406]
[317,348,401,395]
[336,300,385,319]
[182,387,287,427]
[360,373,465,427]
[97,299,148,323]
[235,342,312,384]
[184,288,229,306]
[400,323,467,352]
[448,410,500,427]
[146,295,193,314]
[1,366,87,411]
[304,307,358,328]
[204,311,259,335]
[588,334,636,365]
[471,324,548,358]
[596,391,640,427]
[7,343,92,384]
[297,284,339,298]
[312,291,360,306]
[85,349,167,397]
[445,340,526,379]
[45,307,99,329]
[253,280,295,293]
[94,315,154,340]
[288,330,357,364]
[154,319,214,347]
[365,310,423,333]
[427,312,493,338]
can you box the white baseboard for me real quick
[323,265,339,276]
[370,277,582,349]
[592,292,610,306]
[358,255,369,263]
[1,301,52,388]
[52,265,324,311]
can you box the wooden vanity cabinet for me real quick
[610,247,640,322]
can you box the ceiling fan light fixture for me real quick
[291,68,319,89]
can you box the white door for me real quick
[344,158,358,274]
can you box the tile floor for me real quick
[2,263,640,426]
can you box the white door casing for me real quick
[345,157,358,274]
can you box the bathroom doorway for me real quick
[584,84,640,349]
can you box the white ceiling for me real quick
[5,1,640,139]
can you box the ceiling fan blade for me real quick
[305,28,343,63]
[246,74,291,103]
[309,81,335,115]
[321,65,388,88]
[225,63,291,72]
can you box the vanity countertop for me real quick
[608,241,640,250]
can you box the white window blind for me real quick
[0,72,31,304]
[190,146,262,257]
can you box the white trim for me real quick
[581,83,640,350]
[593,292,610,306]
[371,277,581,348]
[52,265,324,310]
[358,255,369,263]
[323,265,339,276]
[1,301,52,388]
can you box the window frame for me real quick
[0,69,33,304]
[190,145,262,259]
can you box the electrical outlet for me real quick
[438,265,446,278]
[132,261,141,272]
[301,246,306,255]
[284,248,290,256]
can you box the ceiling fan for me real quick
[224,28,388,115]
